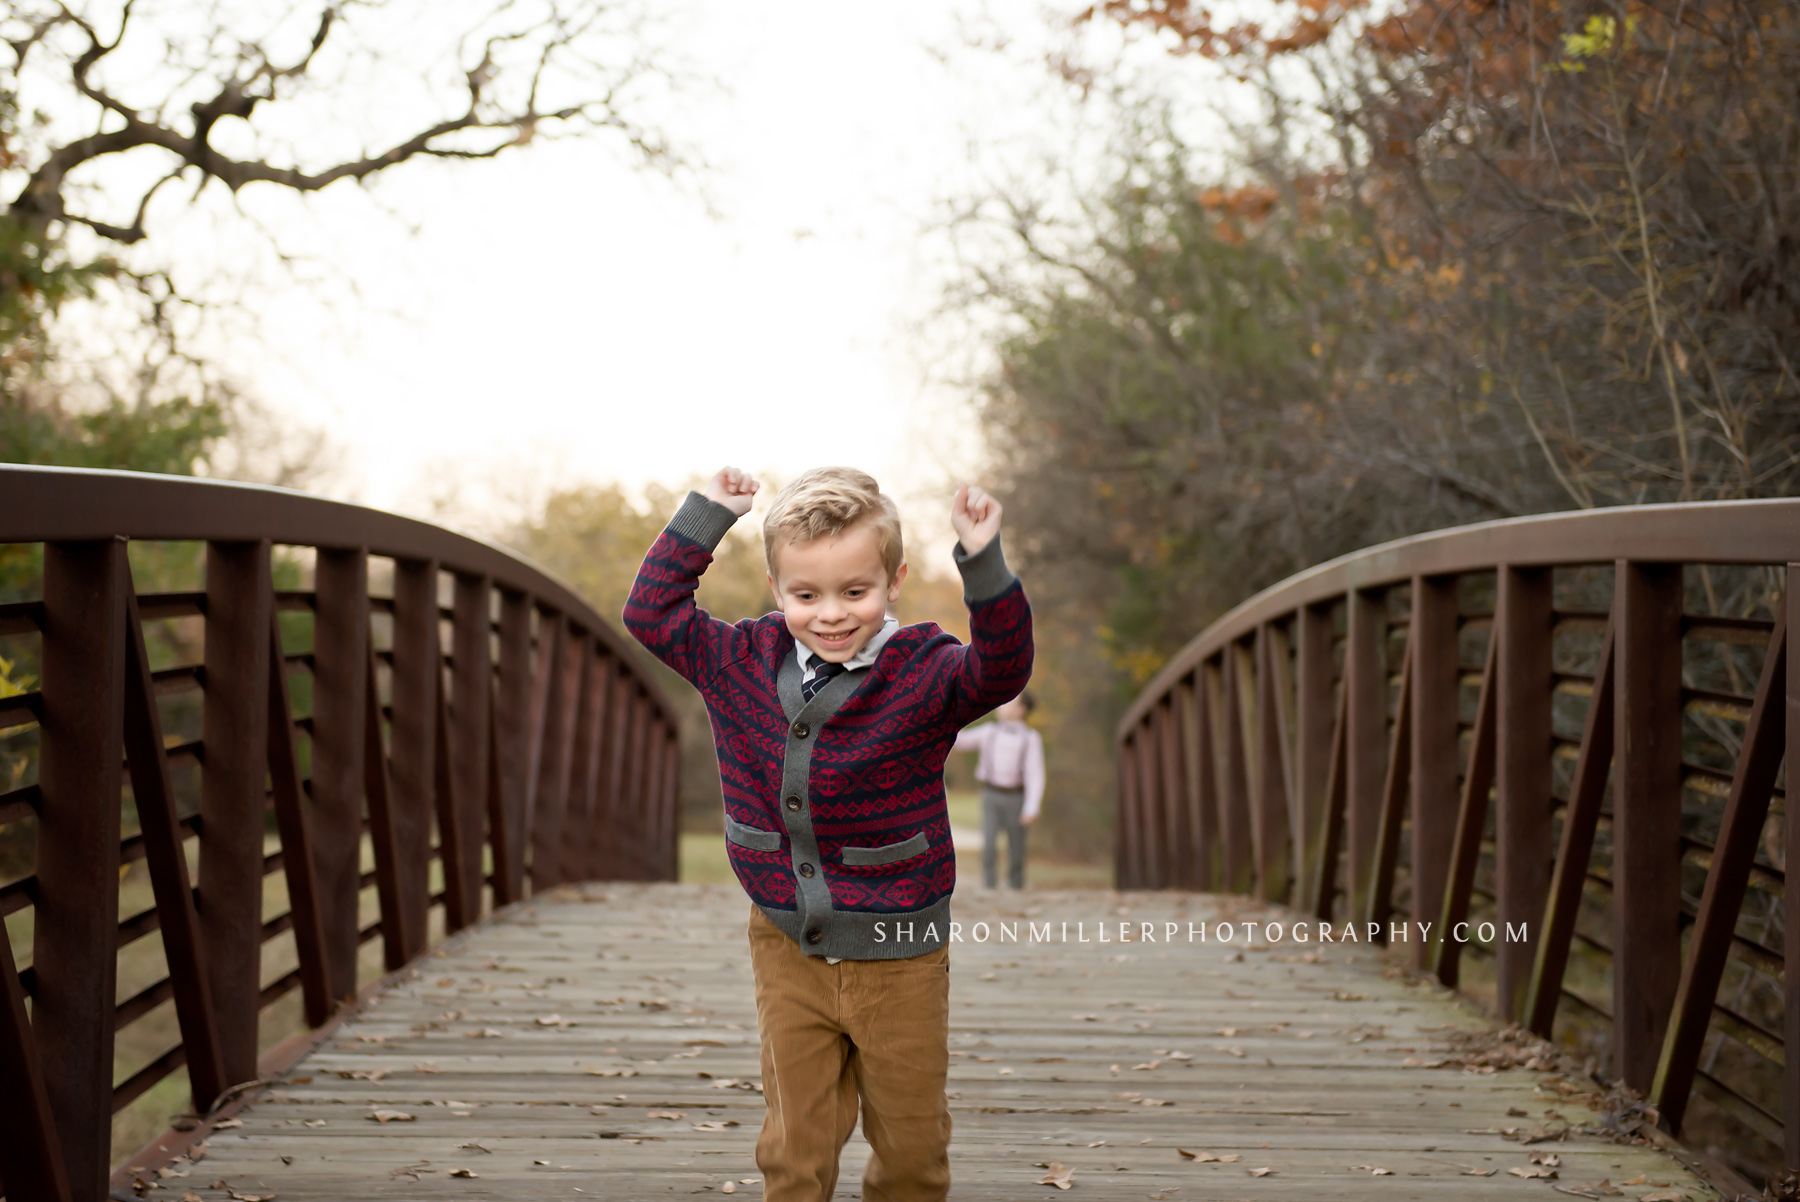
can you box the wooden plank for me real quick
[0,869,72,1202]
[1255,624,1294,904]
[1612,559,1685,1091]
[312,547,370,1001]
[149,883,1716,1201]
[1345,588,1387,923]
[1367,635,1413,940]
[121,565,230,1111]
[1409,574,1459,967]
[1494,565,1552,1023]
[1654,600,1786,1131]
[1525,620,1616,1037]
[199,539,273,1086]
[385,557,439,958]
[448,573,493,925]
[34,539,126,1198]
[1433,628,1498,989]
[492,590,533,903]
[1295,602,1335,913]
[267,609,334,1024]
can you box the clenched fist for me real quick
[952,484,1002,556]
[705,466,760,517]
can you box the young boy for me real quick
[623,465,1033,1202]
[951,691,1045,890]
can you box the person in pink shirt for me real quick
[951,691,1045,889]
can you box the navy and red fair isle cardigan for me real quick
[623,490,1034,959]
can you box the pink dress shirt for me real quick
[952,719,1046,820]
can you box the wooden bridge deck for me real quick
[134,883,1717,1200]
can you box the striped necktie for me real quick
[802,660,847,702]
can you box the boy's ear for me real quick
[767,571,784,611]
[887,560,908,601]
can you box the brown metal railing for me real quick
[0,466,681,1202]
[1115,500,1800,1183]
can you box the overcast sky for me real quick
[50,0,1228,547]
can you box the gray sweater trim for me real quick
[666,489,740,551]
[754,896,953,960]
[952,532,1016,603]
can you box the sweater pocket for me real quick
[838,830,930,866]
[724,815,783,851]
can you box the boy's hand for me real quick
[705,466,760,517]
[952,484,1002,555]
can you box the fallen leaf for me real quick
[536,1014,576,1027]
[1247,1167,1275,1177]
[182,1194,203,1202]
[1037,1161,1076,1189]
[722,1184,736,1195]
[226,1190,275,1201]
[647,1110,686,1120]
[1507,1165,1558,1179]
[1639,1194,1688,1202]
[1350,1165,1393,1175]
[1530,1151,1561,1166]
[212,1118,244,1130]
[367,1110,415,1124]
[692,1120,741,1130]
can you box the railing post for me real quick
[312,547,370,1001]
[1787,565,1800,1175]
[592,669,631,880]
[1495,565,1553,1022]
[529,618,579,890]
[1410,574,1460,967]
[448,574,493,926]
[34,539,126,1201]
[1254,623,1293,903]
[1612,559,1685,1091]
[1115,731,1137,889]
[1294,602,1335,909]
[1175,676,1211,890]
[1219,647,1254,893]
[1158,698,1189,888]
[199,540,273,1086]
[660,721,682,881]
[492,589,533,903]
[387,557,440,960]
[1345,587,1387,921]
[560,643,605,884]
[1139,708,1167,889]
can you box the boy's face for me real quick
[996,697,1028,724]
[768,518,907,663]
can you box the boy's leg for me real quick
[979,788,1000,889]
[843,944,953,1202]
[748,906,860,1202]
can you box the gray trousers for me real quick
[980,784,1028,890]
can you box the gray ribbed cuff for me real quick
[952,532,1016,603]
[666,489,740,551]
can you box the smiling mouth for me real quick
[816,629,858,646]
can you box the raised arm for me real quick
[944,485,1034,726]
[951,723,992,754]
[622,469,760,686]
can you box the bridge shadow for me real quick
[132,882,1712,1200]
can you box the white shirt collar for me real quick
[796,614,900,677]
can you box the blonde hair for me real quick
[763,467,905,583]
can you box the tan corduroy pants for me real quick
[746,905,953,1201]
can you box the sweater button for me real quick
[792,721,810,738]
[799,862,815,878]
[805,927,823,944]
[785,796,801,812]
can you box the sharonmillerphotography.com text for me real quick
[870,919,1529,947]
